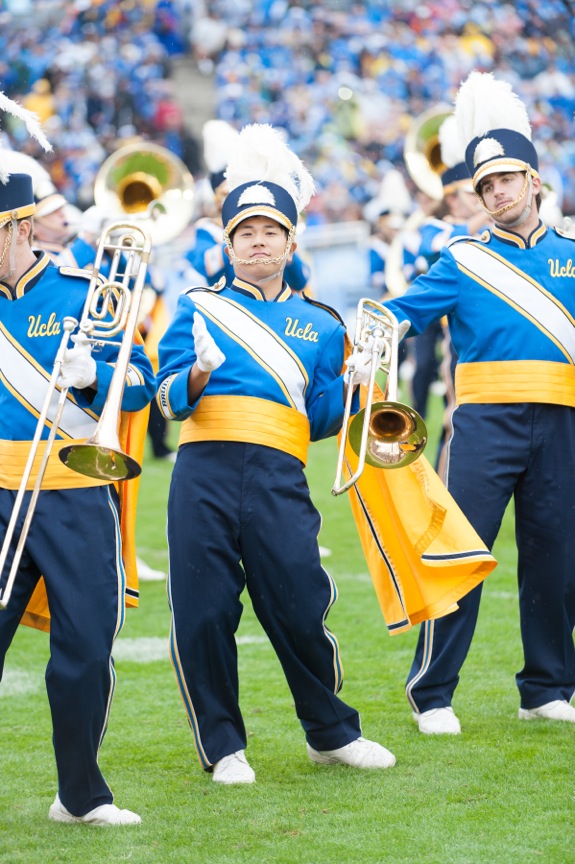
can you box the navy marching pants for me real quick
[0,486,124,816]
[167,441,362,767]
[407,403,575,712]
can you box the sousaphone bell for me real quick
[94,141,195,245]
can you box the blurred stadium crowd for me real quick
[1,0,574,222]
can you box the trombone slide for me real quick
[0,317,78,610]
[1,222,152,610]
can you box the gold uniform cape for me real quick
[18,337,150,634]
[340,381,497,634]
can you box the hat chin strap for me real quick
[0,219,16,278]
[480,172,533,228]
[224,225,296,287]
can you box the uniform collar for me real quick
[231,276,293,302]
[491,220,548,249]
[0,251,51,301]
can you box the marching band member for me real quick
[184,119,312,293]
[364,167,412,298]
[156,123,396,784]
[0,103,155,823]
[32,189,77,261]
[385,71,575,734]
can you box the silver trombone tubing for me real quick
[332,299,426,496]
[0,317,78,609]
[332,299,389,496]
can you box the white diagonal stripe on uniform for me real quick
[0,327,97,439]
[452,242,575,363]
[192,291,308,413]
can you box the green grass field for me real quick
[0,400,572,864]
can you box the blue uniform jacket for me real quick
[386,223,575,406]
[157,276,354,454]
[0,252,156,444]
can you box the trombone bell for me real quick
[59,442,141,481]
[332,299,428,495]
[349,401,427,470]
[57,221,152,483]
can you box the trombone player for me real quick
[0,171,155,824]
[385,72,575,734]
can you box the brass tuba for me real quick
[332,299,427,496]
[385,104,452,296]
[94,141,195,245]
[403,104,453,201]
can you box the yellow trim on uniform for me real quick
[178,395,310,465]
[455,360,575,406]
[0,439,109,489]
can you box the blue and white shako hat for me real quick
[222,124,315,237]
[438,114,472,195]
[455,71,539,192]
[0,173,36,227]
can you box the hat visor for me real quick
[473,159,539,190]
[226,204,294,235]
[0,202,37,225]
[35,194,68,218]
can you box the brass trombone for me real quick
[332,299,427,496]
[0,221,151,610]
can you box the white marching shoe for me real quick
[413,707,461,735]
[49,795,141,826]
[136,555,166,582]
[307,736,396,769]
[518,700,575,722]
[212,750,256,784]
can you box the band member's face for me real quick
[34,206,70,244]
[478,171,540,227]
[232,215,289,274]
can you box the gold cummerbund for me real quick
[0,439,110,490]
[178,395,311,465]
[456,360,575,407]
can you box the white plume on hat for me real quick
[438,114,465,169]
[202,119,239,174]
[363,167,411,224]
[0,91,52,183]
[0,149,56,198]
[224,123,315,212]
[455,71,532,149]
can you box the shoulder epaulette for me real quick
[554,226,575,240]
[301,292,345,326]
[447,230,490,248]
[185,277,226,298]
[58,266,106,284]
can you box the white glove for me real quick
[192,311,226,373]
[344,335,379,387]
[398,318,411,341]
[58,332,97,390]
